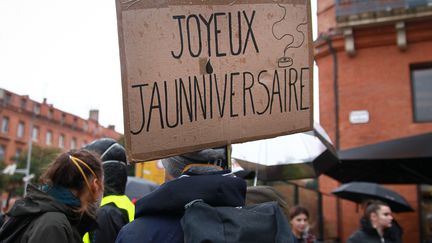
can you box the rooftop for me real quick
[336,0,432,27]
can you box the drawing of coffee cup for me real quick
[278,56,293,68]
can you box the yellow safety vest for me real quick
[83,195,135,243]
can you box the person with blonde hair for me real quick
[0,150,104,243]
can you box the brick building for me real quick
[315,0,432,242]
[0,88,122,165]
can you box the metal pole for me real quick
[23,115,34,196]
[253,168,258,186]
[317,193,324,241]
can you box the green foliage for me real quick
[14,145,62,183]
[0,145,61,194]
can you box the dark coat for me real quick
[87,160,130,243]
[83,137,131,243]
[90,203,129,243]
[0,213,4,227]
[293,233,316,243]
[347,218,400,243]
[116,173,246,243]
[0,185,85,243]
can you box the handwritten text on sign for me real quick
[117,1,313,161]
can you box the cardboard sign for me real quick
[116,0,313,162]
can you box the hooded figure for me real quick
[115,148,247,243]
[82,138,134,243]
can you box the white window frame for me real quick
[17,121,25,138]
[59,134,65,148]
[1,117,9,133]
[32,126,39,141]
[46,131,53,145]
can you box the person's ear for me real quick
[91,177,103,196]
[370,212,378,225]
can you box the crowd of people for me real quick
[0,139,401,243]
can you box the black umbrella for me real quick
[332,182,414,213]
[125,176,158,201]
[325,132,432,184]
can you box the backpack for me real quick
[180,200,295,243]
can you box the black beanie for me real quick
[83,138,128,196]
[161,148,226,178]
[83,138,127,163]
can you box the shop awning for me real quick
[325,132,432,184]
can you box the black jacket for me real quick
[347,218,400,243]
[0,185,89,243]
[116,173,246,243]
[0,213,4,228]
[84,139,130,243]
[90,203,129,243]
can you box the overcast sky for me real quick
[0,0,318,134]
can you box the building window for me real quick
[4,93,11,105]
[59,134,65,148]
[46,130,53,145]
[1,117,9,133]
[33,104,41,115]
[72,117,78,129]
[21,99,27,110]
[14,148,22,161]
[0,145,5,161]
[48,109,54,119]
[412,64,432,122]
[32,126,39,141]
[61,113,66,125]
[71,137,77,149]
[17,121,25,138]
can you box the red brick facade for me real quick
[0,88,122,164]
[315,1,432,242]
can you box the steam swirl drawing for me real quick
[272,3,308,68]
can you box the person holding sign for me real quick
[115,148,247,243]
